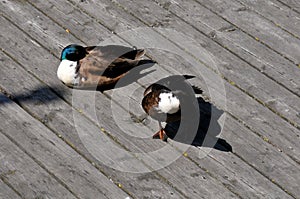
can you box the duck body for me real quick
[142,83,181,124]
[57,44,146,90]
[142,75,202,141]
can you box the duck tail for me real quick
[192,85,203,94]
[135,49,146,59]
[121,49,145,60]
[183,75,196,79]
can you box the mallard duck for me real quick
[57,44,148,90]
[142,75,202,142]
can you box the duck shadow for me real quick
[164,97,232,152]
[0,85,62,105]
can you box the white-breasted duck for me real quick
[142,75,202,142]
[57,44,148,90]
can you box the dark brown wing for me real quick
[78,45,145,87]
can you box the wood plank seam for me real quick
[232,151,296,198]
[276,0,300,15]
[0,176,24,199]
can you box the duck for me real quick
[57,44,149,90]
[142,75,202,142]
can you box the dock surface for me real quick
[0,0,300,198]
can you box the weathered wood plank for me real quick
[235,0,300,39]
[0,180,22,199]
[193,0,300,65]
[0,120,76,199]
[0,0,81,53]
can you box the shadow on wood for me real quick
[0,86,62,106]
[164,97,232,152]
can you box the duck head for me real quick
[57,44,87,86]
[60,44,87,61]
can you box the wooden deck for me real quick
[0,0,300,198]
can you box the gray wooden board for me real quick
[0,18,240,199]
[0,115,76,199]
[235,0,300,39]
[193,0,300,65]
[0,179,22,199]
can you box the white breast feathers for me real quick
[158,92,180,114]
[57,60,79,86]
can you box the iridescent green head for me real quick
[60,44,87,61]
